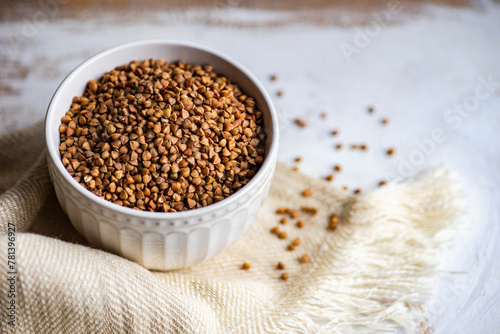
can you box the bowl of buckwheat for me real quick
[45,40,279,270]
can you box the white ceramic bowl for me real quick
[45,40,279,270]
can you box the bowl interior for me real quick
[45,40,278,219]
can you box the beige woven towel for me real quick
[0,122,462,334]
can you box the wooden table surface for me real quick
[1,1,499,333]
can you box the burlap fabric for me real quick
[0,122,462,333]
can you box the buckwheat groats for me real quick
[58,59,266,212]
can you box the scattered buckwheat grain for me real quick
[294,118,307,128]
[300,206,317,215]
[300,254,310,263]
[329,213,339,231]
[278,231,288,239]
[276,207,289,214]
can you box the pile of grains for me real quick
[59,59,266,212]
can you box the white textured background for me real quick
[1,1,499,332]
